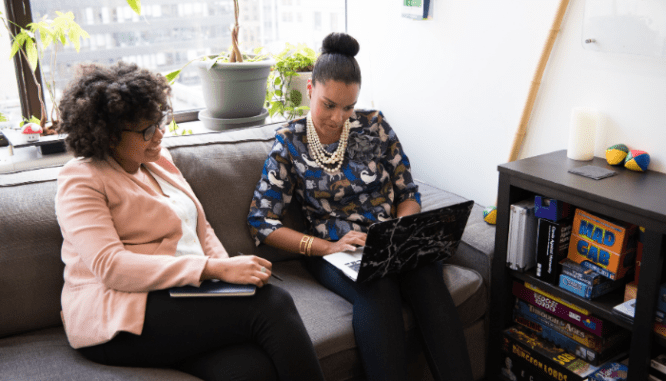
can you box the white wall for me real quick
[348,0,666,208]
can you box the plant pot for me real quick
[286,72,312,108]
[198,108,269,131]
[195,57,275,119]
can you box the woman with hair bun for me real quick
[56,61,325,381]
[248,33,474,380]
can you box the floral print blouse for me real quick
[247,109,421,245]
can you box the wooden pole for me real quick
[507,0,570,162]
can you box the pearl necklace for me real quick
[306,113,350,174]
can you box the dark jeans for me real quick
[306,258,474,381]
[78,285,324,381]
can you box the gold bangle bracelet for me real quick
[299,235,310,255]
[306,236,315,256]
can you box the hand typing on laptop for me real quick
[323,231,367,255]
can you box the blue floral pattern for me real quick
[248,109,420,244]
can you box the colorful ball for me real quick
[605,144,629,166]
[483,206,497,225]
[624,150,650,172]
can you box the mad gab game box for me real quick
[567,209,637,281]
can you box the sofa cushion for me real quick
[0,327,201,381]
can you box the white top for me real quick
[147,167,205,257]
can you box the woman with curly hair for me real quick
[248,33,474,381]
[56,61,324,381]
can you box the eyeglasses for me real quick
[123,114,170,141]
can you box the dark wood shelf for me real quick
[486,150,666,381]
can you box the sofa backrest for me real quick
[0,167,65,339]
[163,123,305,262]
[0,123,302,339]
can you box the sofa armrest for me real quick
[415,181,495,290]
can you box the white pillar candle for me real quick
[567,107,598,161]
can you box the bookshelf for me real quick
[487,150,666,380]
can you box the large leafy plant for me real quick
[266,43,317,121]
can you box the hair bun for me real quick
[321,33,360,57]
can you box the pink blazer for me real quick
[56,150,228,348]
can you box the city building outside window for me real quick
[1,0,346,126]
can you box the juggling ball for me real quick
[483,206,497,225]
[605,144,629,166]
[624,150,650,172]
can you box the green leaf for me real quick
[28,115,40,124]
[289,89,302,105]
[165,70,181,85]
[0,113,7,122]
[10,31,28,59]
[126,0,141,15]
[25,38,39,71]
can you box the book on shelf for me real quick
[507,199,538,272]
[558,273,625,300]
[513,305,625,365]
[535,218,573,285]
[513,281,616,337]
[566,209,638,281]
[502,325,599,381]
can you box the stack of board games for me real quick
[558,258,627,300]
[566,209,637,281]
[535,196,573,285]
[501,325,599,381]
[513,281,630,366]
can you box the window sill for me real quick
[0,116,287,174]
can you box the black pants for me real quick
[78,285,325,381]
[306,258,474,381]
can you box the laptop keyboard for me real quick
[346,260,362,272]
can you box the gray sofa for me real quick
[0,123,495,380]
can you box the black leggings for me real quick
[77,285,325,381]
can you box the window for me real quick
[2,0,346,124]
[0,1,21,128]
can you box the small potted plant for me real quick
[266,43,317,121]
[166,0,275,130]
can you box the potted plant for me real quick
[266,43,317,121]
[1,11,89,135]
[166,0,275,130]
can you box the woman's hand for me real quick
[322,231,367,255]
[202,256,273,287]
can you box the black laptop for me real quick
[323,200,474,283]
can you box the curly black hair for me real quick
[57,61,172,160]
[312,32,361,87]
